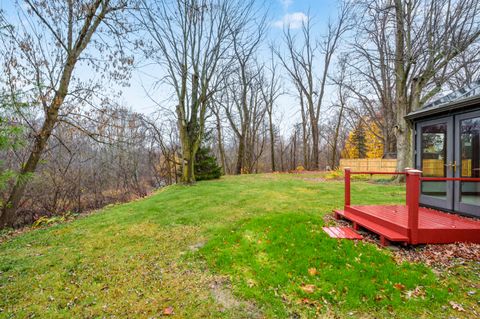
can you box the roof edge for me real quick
[405,95,480,120]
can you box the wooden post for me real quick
[404,167,412,204]
[406,170,421,245]
[345,168,351,209]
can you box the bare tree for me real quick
[343,3,397,156]
[0,0,132,227]
[222,66,267,174]
[261,50,282,172]
[210,101,227,174]
[276,3,351,170]
[138,0,256,183]
[392,0,480,172]
[328,57,349,169]
[219,9,266,174]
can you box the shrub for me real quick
[325,169,343,179]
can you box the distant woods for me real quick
[1,0,479,227]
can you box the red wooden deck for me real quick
[334,169,480,245]
[334,205,480,245]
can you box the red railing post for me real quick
[406,170,421,244]
[404,167,412,203]
[345,168,351,208]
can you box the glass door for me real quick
[454,111,480,217]
[416,117,454,210]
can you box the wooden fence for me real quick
[339,158,397,172]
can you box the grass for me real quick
[0,173,477,318]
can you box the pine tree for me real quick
[352,123,367,158]
[194,146,222,181]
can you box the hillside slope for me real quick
[0,174,477,318]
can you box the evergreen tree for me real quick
[352,123,367,158]
[194,146,222,181]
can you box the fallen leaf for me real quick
[247,279,256,288]
[300,284,315,294]
[412,286,425,298]
[163,306,174,315]
[393,283,405,291]
[449,301,465,312]
[308,268,318,276]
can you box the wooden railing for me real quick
[343,168,417,241]
[344,168,480,244]
[343,169,406,207]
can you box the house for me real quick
[406,80,480,218]
[333,81,480,245]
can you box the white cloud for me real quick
[273,12,308,29]
[280,0,293,11]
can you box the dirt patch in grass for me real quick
[210,277,262,318]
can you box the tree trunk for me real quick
[215,111,227,174]
[178,121,200,184]
[331,104,344,169]
[311,122,319,170]
[393,0,410,179]
[292,130,297,169]
[396,119,413,170]
[235,136,245,175]
[300,96,309,169]
[182,149,196,184]
[179,132,198,184]
[268,112,275,172]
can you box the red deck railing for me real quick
[344,168,480,244]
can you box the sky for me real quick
[0,0,340,134]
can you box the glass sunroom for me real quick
[406,81,480,218]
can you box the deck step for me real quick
[346,206,408,235]
[334,209,409,242]
[322,227,363,239]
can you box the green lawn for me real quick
[0,174,477,318]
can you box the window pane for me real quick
[420,123,447,199]
[460,117,480,205]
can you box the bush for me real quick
[194,146,222,181]
[325,169,343,179]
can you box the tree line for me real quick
[1,0,479,227]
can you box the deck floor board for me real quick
[334,205,480,244]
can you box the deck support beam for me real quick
[353,222,360,231]
[380,236,390,247]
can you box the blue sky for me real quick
[1,0,341,133]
